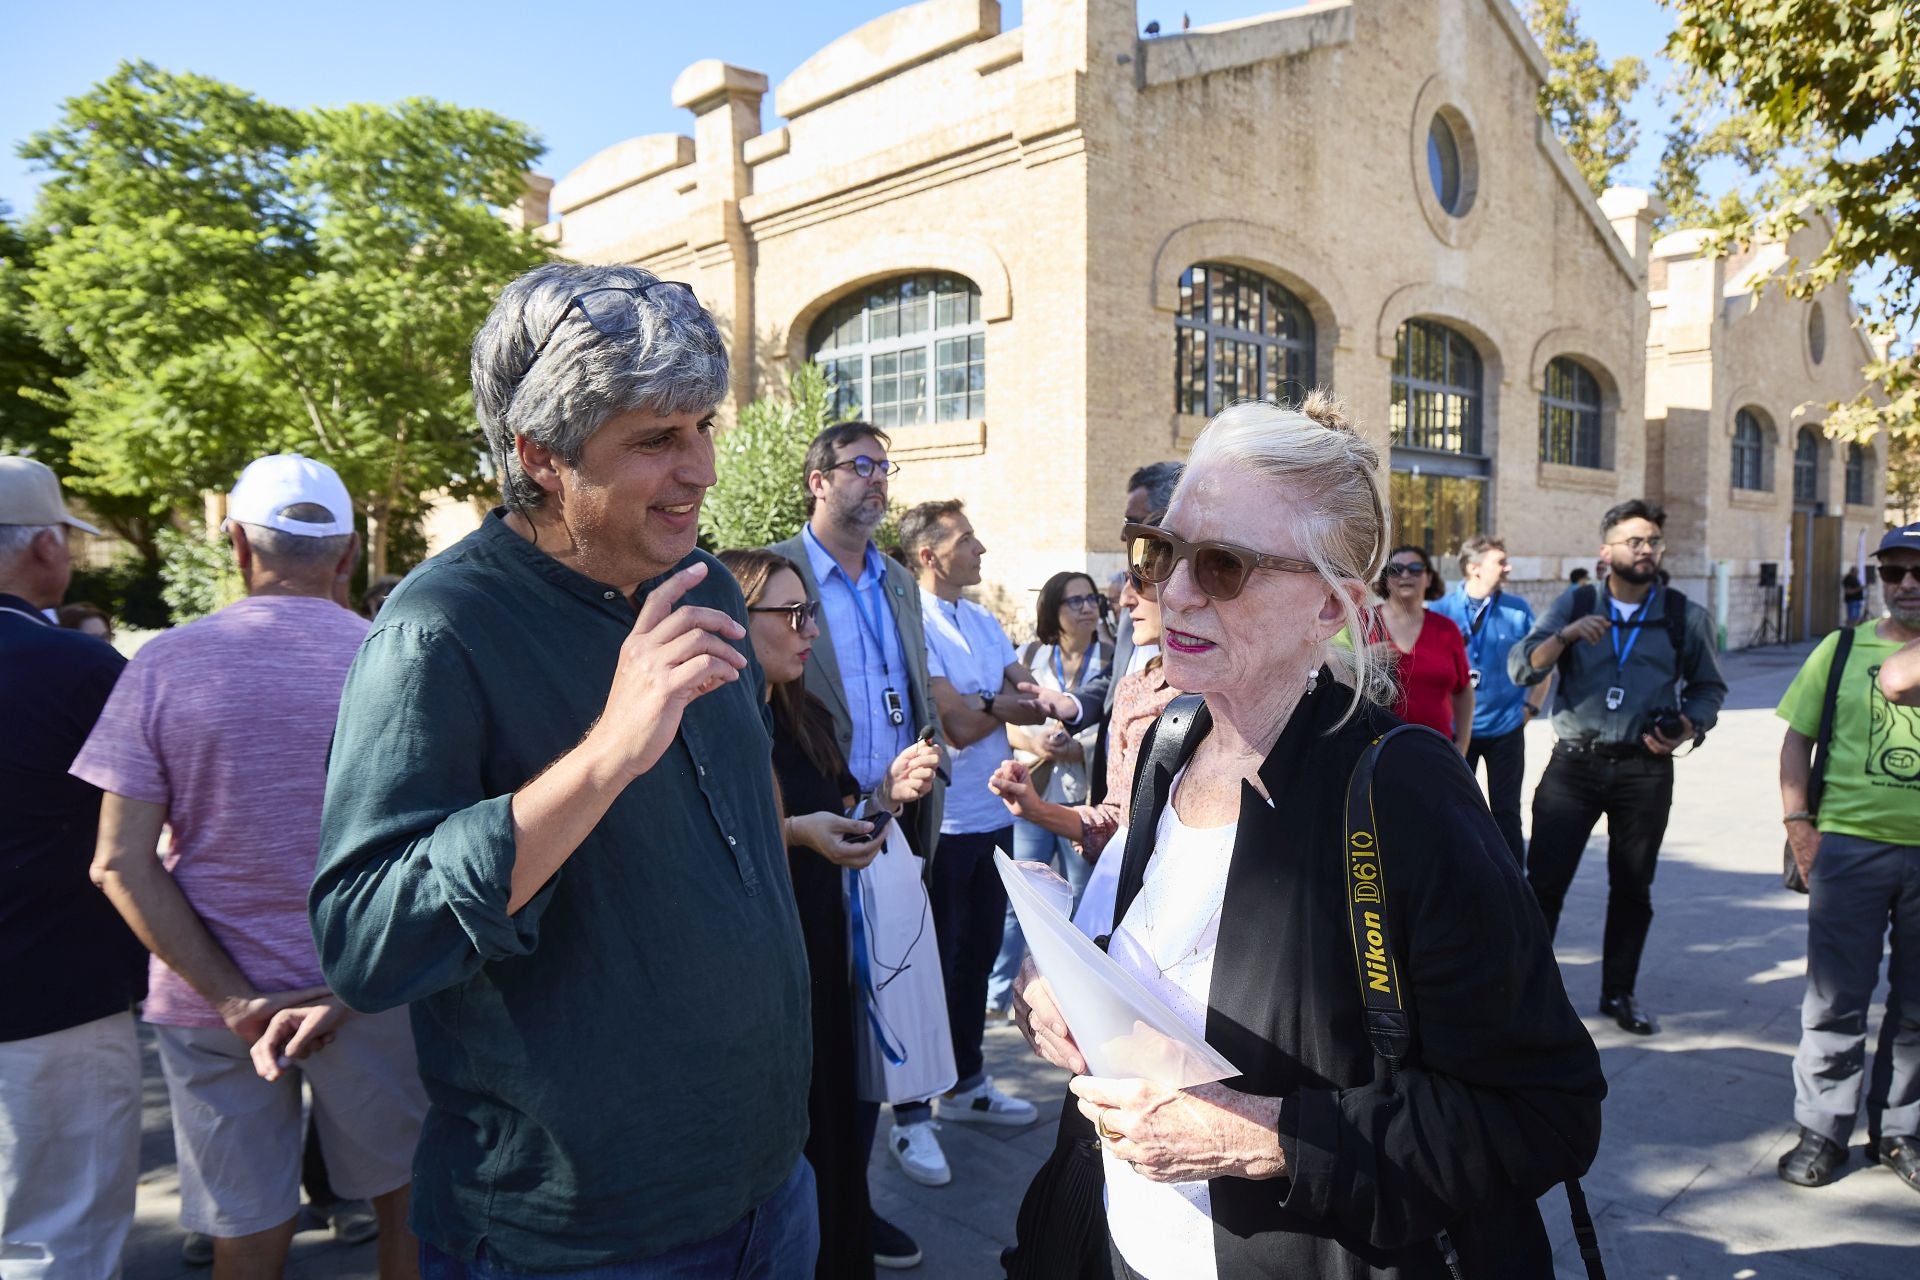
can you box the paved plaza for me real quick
[123,641,1919,1279]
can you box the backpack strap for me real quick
[1808,626,1857,814]
[1345,723,1606,1280]
[1662,587,1689,664]
[1111,694,1209,928]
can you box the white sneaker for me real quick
[938,1076,1038,1127]
[889,1121,951,1186]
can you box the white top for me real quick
[1102,779,1237,1280]
[919,590,1018,834]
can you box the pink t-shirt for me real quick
[71,595,370,1028]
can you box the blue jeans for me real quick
[419,1158,818,1279]
[987,819,1093,1010]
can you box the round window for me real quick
[1427,115,1464,215]
[1808,301,1827,365]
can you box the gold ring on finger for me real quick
[1095,1110,1119,1142]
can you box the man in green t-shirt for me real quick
[1774,521,1920,1196]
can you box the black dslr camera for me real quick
[1647,707,1687,742]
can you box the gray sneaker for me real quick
[180,1232,213,1267]
[312,1198,380,1244]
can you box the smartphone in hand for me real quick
[844,806,893,843]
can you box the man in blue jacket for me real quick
[1427,535,1544,863]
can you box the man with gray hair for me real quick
[75,454,427,1279]
[0,457,147,1279]
[312,264,816,1275]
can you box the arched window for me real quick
[1793,426,1823,507]
[1846,442,1869,506]
[1388,319,1487,555]
[808,274,984,427]
[1391,319,1482,455]
[1539,357,1603,468]
[1731,408,1768,491]
[1174,263,1316,416]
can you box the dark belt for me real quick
[1555,738,1652,760]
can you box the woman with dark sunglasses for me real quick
[718,549,941,1280]
[1372,545,1474,755]
[1008,393,1601,1280]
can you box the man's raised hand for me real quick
[591,560,749,781]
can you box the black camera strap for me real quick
[1346,726,1606,1280]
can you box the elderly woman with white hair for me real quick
[1011,394,1604,1279]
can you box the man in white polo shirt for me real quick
[899,499,1044,1140]
[74,455,426,1280]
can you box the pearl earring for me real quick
[1305,666,1319,695]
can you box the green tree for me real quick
[700,362,835,550]
[18,62,551,576]
[1522,0,1648,195]
[1659,0,1917,443]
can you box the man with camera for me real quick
[1511,499,1727,1036]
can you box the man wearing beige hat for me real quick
[0,457,149,1279]
[75,455,426,1280]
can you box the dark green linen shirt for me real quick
[311,512,809,1270]
[1509,582,1728,746]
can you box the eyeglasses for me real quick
[823,455,900,480]
[1876,564,1920,586]
[1382,562,1429,578]
[1124,523,1316,602]
[748,599,821,633]
[1606,536,1665,553]
[1061,593,1102,612]
[515,282,698,390]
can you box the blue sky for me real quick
[0,0,1681,216]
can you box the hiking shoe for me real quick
[313,1197,379,1244]
[938,1076,1038,1127]
[871,1212,923,1269]
[1875,1135,1920,1195]
[1778,1127,1846,1187]
[181,1232,213,1267]
[889,1121,951,1186]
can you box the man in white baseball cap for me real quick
[75,454,428,1278]
[1,456,147,1279]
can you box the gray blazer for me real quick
[766,530,945,860]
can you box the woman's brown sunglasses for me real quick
[1123,523,1317,602]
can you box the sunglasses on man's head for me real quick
[748,599,821,632]
[1123,523,1316,602]
[1877,563,1920,586]
[514,282,699,391]
[1382,562,1429,579]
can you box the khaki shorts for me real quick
[154,1006,426,1238]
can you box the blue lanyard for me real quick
[1609,587,1658,673]
[846,870,908,1066]
[1464,591,1499,667]
[850,565,895,680]
[1051,644,1090,692]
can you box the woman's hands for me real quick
[881,739,943,811]
[989,759,1042,820]
[1070,1076,1287,1183]
[1011,955,1087,1074]
[1037,726,1083,764]
[785,812,887,869]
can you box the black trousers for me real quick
[1465,725,1527,865]
[929,826,1014,1089]
[1525,745,1674,999]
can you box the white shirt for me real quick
[1101,780,1237,1280]
[920,589,1018,835]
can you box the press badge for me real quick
[1468,668,1482,688]
[883,687,906,726]
[1605,686,1626,711]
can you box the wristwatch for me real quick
[978,691,997,717]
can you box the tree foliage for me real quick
[700,362,835,551]
[1658,0,1917,441]
[14,62,550,575]
[1523,1,1649,195]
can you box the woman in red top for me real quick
[1373,545,1473,753]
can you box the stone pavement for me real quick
[125,640,1919,1279]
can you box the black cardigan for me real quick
[1111,678,1605,1278]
